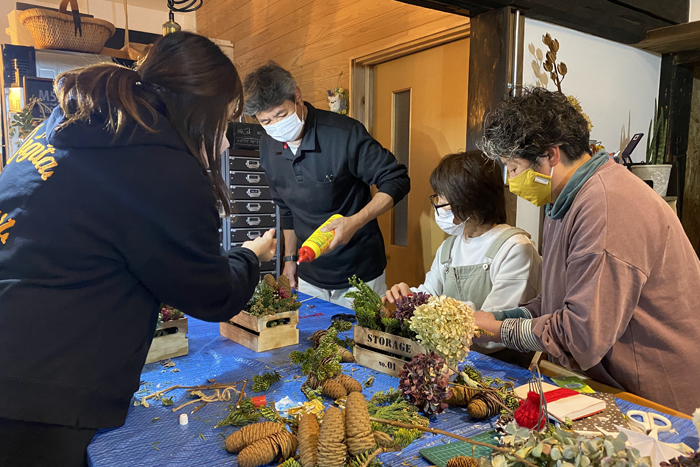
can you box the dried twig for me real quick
[237,379,248,409]
[141,385,181,402]
[369,417,539,467]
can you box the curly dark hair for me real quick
[479,87,591,165]
[429,150,506,226]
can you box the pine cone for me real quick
[378,305,394,319]
[335,374,362,393]
[345,392,374,456]
[317,407,346,467]
[446,385,477,406]
[467,392,501,420]
[263,274,279,291]
[225,422,284,453]
[447,456,479,467]
[237,436,278,467]
[322,378,347,399]
[373,431,394,448]
[305,373,321,390]
[237,431,298,467]
[338,347,355,363]
[310,330,327,349]
[298,414,320,467]
[277,274,292,296]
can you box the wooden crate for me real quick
[352,326,426,377]
[146,318,188,364]
[220,310,299,352]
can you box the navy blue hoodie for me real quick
[0,106,259,428]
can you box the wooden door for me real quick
[373,38,470,290]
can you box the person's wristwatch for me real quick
[283,255,298,263]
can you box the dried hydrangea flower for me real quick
[409,295,478,366]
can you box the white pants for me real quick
[298,272,387,310]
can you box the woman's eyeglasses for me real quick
[429,194,451,217]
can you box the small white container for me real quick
[630,164,672,197]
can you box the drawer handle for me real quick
[245,160,260,169]
[246,203,261,212]
[247,231,261,240]
[246,174,261,183]
[246,217,261,226]
[246,189,261,198]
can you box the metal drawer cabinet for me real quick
[230,171,268,186]
[232,200,276,215]
[231,214,276,229]
[230,186,272,200]
[229,156,263,172]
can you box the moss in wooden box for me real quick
[221,275,301,352]
[244,274,301,318]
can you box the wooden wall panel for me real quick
[197,0,469,114]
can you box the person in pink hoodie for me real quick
[474,87,700,415]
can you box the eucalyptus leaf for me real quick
[492,455,507,467]
[533,443,543,458]
[551,447,563,461]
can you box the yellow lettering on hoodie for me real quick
[0,212,16,245]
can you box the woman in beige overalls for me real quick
[385,151,542,365]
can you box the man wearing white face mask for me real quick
[385,151,541,363]
[243,62,410,306]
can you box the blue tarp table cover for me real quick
[87,294,699,466]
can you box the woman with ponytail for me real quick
[0,32,275,466]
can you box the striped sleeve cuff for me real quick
[501,318,544,352]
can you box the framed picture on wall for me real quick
[23,76,58,119]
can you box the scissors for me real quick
[626,410,672,439]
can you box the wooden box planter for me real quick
[146,318,188,364]
[352,326,426,377]
[220,310,299,352]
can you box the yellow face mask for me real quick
[508,166,553,207]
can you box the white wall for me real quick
[3,0,196,44]
[691,0,700,21]
[516,18,662,248]
[522,18,661,160]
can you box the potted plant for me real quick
[630,99,673,197]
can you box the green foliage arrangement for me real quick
[366,388,428,447]
[215,399,261,428]
[245,274,301,318]
[289,326,345,382]
[345,276,414,338]
[482,423,651,467]
[252,371,282,392]
[647,98,668,165]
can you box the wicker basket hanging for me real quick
[19,0,115,54]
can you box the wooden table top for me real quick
[538,360,691,420]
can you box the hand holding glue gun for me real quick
[298,214,346,263]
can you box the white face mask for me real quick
[435,208,468,236]
[262,102,305,143]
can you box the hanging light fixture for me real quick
[163,0,203,36]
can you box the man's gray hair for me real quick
[243,61,297,116]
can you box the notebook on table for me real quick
[514,382,607,421]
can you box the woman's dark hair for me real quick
[55,31,242,216]
[242,61,297,116]
[479,87,591,166]
[429,150,506,226]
